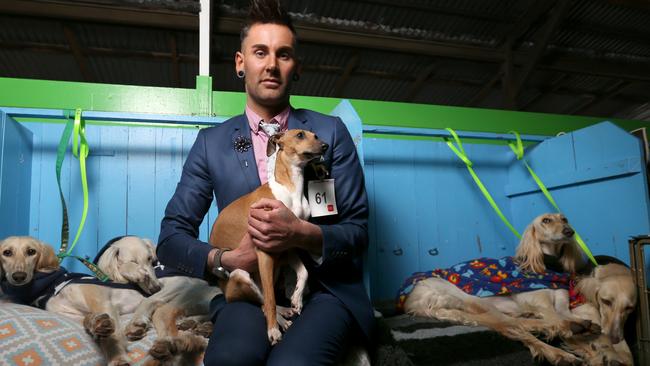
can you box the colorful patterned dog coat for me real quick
[396,256,573,312]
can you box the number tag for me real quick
[307,179,337,217]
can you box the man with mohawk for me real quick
[157,0,374,364]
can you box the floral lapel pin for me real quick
[233,135,252,153]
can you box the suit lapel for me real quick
[230,115,261,191]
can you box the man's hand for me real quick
[248,198,302,253]
[219,232,258,273]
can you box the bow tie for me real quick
[259,120,281,137]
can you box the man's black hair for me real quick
[240,0,296,43]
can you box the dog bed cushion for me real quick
[0,302,156,366]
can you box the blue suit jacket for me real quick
[157,108,375,340]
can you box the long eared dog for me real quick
[403,213,599,365]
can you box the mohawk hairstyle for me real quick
[240,0,296,43]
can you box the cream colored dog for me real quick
[404,213,595,365]
[564,261,637,365]
[0,236,142,366]
[95,236,221,366]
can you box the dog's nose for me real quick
[562,227,575,237]
[12,272,27,283]
[321,143,329,152]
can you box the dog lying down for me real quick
[98,236,373,366]
[0,236,148,366]
[401,213,635,365]
[0,235,220,366]
[563,258,637,366]
[95,235,222,366]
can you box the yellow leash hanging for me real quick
[444,128,522,239]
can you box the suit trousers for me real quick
[203,290,358,366]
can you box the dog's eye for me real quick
[26,248,36,256]
[561,217,568,223]
[542,218,551,224]
[296,132,304,139]
[602,298,612,307]
[625,306,635,312]
[2,249,12,257]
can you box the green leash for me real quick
[444,128,522,239]
[70,108,90,249]
[55,110,74,257]
[55,108,108,281]
[508,131,598,267]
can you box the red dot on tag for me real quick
[327,204,334,212]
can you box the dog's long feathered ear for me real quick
[142,238,157,262]
[560,235,584,274]
[35,239,60,273]
[96,245,126,282]
[515,223,545,273]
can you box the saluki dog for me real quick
[0,236,145,366]
[403,213,598,365]
[95,236,221,366]
[563,259,637,365]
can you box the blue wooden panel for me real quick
[508,122,650,269]
[364,136,520,301]
[96,125,128,250]
[127,127,157,240]
[26,123,42,238]
[0,113,33,239]
[363,159,377,300]
[17,122,206,273]
[364,138,420,302]
[330,99,364,166]
[153,127,184,243]
[24,123,72,256]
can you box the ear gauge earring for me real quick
[292,73,300,82]
[237,70,245,79]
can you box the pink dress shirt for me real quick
[245,105,290,184]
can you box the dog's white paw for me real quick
[268,327,282,345]
[290,296,303,315]
[276,305,294,318]
[277,313,293,331]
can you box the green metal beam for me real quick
[0,77,647,136]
